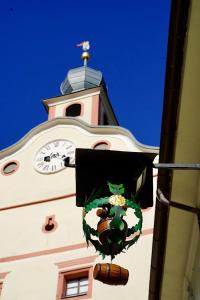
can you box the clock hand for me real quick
[50,152,61,159]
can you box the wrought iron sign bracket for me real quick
[64,157,76,168]
[157,189,200,230]
[154,163,200,229]
[153,163,200,170]
[66,161,200,170]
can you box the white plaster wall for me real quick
[0,247,96,300]
[0,183,156,299]
[0,125,143,207]
[54,96,93,124]
[0,174,157,258]
[0,196,82,257]
[0,123,157,300]
[0,221,155,300]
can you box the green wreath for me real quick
[82,182,143,260]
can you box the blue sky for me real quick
[0,1,171,150]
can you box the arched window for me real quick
[66,103,81,117]
[93,142,110,150]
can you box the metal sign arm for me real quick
[153,163,200,170]
[157,189,200,229]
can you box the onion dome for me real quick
[60,66,105,95]
[60,41,105,95]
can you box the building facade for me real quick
[149,0,200,299]
[0,55,158,299]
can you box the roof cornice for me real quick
[0,118,158,160]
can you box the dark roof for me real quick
[60,66,105,95]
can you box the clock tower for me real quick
[0,44,158,300]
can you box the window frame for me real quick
[92,140,111,150]
[57,267,93,300]
[0,272,9,297]
[1,160,20,176]
[0,282,3,296]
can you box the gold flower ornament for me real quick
[109,195,126,206]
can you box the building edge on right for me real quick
[149,0,200,299]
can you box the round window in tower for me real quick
[1,161,19,175]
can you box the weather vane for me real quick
[77,41,90,66]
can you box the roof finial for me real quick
[77,41,90,66]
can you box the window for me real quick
[136,168,147,193]
[1,161,19,175]
[57,267,92,300]
[103,113,109,125]
[66,104,81,117]
[0,272,9,297]
[65,277,88,297]
[0,282,2,296]
[93,142,110,150]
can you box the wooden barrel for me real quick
[96,208,108,219]
[97,218,128,244]
[93,263,129,285]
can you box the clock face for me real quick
[34,139,75,174]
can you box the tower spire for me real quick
[77,41,90,66]
[60,42,105,95]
